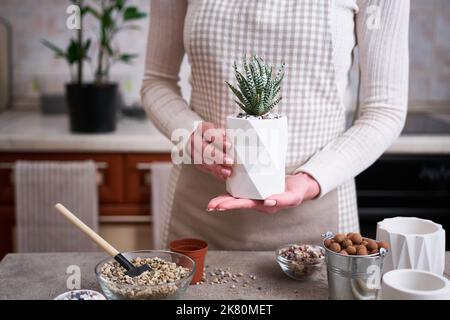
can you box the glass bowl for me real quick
[276,244,325,281]
[95,250,195,300]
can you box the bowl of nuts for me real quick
[95,250,195,300]
[276,244,325,281]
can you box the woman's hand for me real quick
[207,173,320,213]
[189,121,234,181]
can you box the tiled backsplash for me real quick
[0,0,449,110]
[409,0,450,104]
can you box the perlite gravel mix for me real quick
[99,257,190,299]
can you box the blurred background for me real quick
[0,0,449,258]
[1,0,448,111]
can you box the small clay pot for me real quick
[169,238,208,284]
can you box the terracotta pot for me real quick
[169,238,208,284]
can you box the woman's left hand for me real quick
[207,173,321,214]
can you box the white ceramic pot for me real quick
[226,115,288,200]
[382,269,450,300]
[376,217,446,275]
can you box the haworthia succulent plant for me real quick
[226,55,285,116]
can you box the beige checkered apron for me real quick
[160,0,359,250]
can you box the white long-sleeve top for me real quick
[141,0,409,198]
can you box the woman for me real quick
[141,0,409,250]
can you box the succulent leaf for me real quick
[227,55,284,116]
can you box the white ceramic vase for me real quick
[226,115,288,200]
[376,217,446,275]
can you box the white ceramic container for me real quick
[226,115,288,200]
[382,269,450,300]
[54,289,106,300]
[376,217,446,275]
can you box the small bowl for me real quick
[95,250,195,300]
[54,290,106,300]
[276,244,325,281]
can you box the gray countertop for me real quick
[0,251,449,300]
[0,251,329,300]
[0,111,172,153]
[1,111,450,154]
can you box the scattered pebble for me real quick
[236,112,283,120]
[196,266,258,288]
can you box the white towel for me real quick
[150,162,173,249]
[14,161,99,252]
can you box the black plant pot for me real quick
[65,83,118,133]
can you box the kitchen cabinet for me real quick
[0,152,171,258]
[124,154,171,204]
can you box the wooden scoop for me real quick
[55,203,151,277]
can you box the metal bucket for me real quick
[322,232,387,300]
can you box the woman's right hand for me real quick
[189,121,234,181]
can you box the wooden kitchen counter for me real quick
[0,251,449,300]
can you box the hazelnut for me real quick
[366,239,378,251]
[347,232,354,238]
[324,239,332,248]
[339,250,349,256]
[377,241,390,250]
[362,240,369,246]
[329,242,341,253]
[370,249,379,255]
[341,238,353,249]
[356,245,368,256]
[346,246,357,255]
[349,233,363,245]
[334,234,346,244]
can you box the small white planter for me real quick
[376,217,446,275]
[226,115,288,200]
[381,269,450,300]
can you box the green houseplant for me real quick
[226,55,284,117]
[42,0,146,133]
[225,55,288,200]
